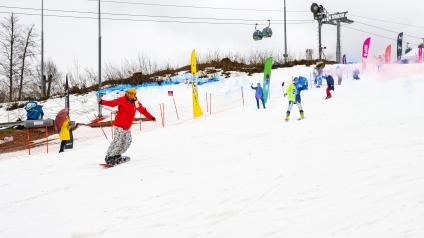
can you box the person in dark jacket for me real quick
[99,88,156,165]
[325,75,335,99]
[251,82,266,109]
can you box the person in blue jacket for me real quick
[325,75,335,99]
[353,69,360,80]
[251,82,266,109]
[24,101,44,120]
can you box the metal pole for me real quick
[41,0,44,98]
[318,21,322,60]
[336,21,341,63]
[98,0,103,117]
[283,0,288,63]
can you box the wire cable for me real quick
[342,25,420,46]
[351,13,424,30]
[87,0,309,13]
[0,5,313,23]
[0,10,314,26]
[354,20,422,40]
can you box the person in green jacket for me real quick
[284,77,304,121]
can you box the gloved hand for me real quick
[284,93,287,97]
[281,82,285,87]
[151,116,156,122]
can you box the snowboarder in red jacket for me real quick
[99,88,156,165]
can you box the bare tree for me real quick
[45,60,62,98]
[17,25,37,100]
[0,13,21,102]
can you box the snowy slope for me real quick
[0,64,424,238]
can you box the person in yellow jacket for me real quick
[284,77,304,121]
[59,116,70,153]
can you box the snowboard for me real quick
[262,57,273,103]
[100,156,131,168]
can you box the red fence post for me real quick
[99,126,108,140]
[173,97,180,120]
[209,93,212,115]
[161,103,165,127]
[26,129,31,155]
[45,125,48,154]
[139,111,142,132]
[111,112,114,139]
[206,92,208,112]
[159,104,165,128]
[241,86,245,106]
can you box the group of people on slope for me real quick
[250,72,339,121]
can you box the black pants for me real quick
[59,140,67,153]
[256,97,266,109]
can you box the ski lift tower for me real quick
[310,3,353,62]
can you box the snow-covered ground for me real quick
[0,64,424,238]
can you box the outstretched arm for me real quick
[136,101,155,121]
[100,97,121,108]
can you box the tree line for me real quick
[0,13,62,103]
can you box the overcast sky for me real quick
[1,0,423,75]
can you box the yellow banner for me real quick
[190,49,203,118]
[191,49,197,74]
[192,82,203,118]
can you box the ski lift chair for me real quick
[253,23,263,41]
[262,20,273,38]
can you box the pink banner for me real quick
[384,45,391,63]
[419,47,423,63]
[362,37,371,59]
[362,37,371,70]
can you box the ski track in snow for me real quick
[0,64,424,238]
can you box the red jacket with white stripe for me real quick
[100,96,154,130]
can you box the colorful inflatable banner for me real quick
[362,37,371,69]
[384,44,391,63]
[419,47,423,63]
[397,32,403,61]
[191,49,197,75]
[190,49,203,118]
[362,37,371,59]
[262,57,273,103]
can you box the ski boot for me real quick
[105,155,121,166]
[285,111,290,121]
[300,110,305,119]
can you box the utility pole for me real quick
[310,3,353,62]
[98,0,103,117]
[336,21,341,63]
[41,0,45,98]
[283,0,288,63]
[318,20,323,60]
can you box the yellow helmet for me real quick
[126,88,137,101]
[126,88,137,95]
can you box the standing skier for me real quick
[251,82,266,109]
[325,75,335,99]
[99,88,156,165]
[284,77,304,121]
